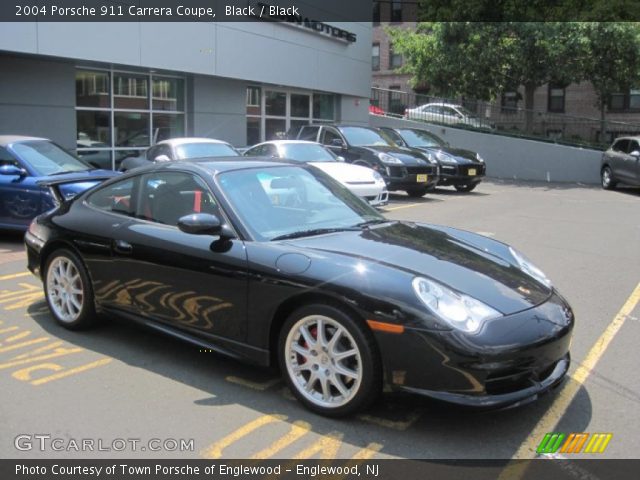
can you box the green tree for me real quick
[580,23,640,142]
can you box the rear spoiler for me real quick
[37,174,115,204]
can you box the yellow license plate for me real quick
[468,169,477,176]
[416,174,428,183]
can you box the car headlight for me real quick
[372,171,384,182]
[412,277,502,333]
[509,247,552,288]
[436,151,457,164]
[476,153,484,163]
[377,152,403,165]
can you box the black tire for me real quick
[43,248,98,330]
[454,183,478,192]
[406,186,429,198]
[278,304,382,417]
[601,166,617,190]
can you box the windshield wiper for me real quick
[48,169,88,176]
[271,227,360,241]
[355,219,392,229]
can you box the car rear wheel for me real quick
[454,183,478,192]
[44,249,97,330]
[406,186,429,198]
[279,304,381,417]
[601,166,617,190]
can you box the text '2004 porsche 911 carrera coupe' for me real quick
[25,158,574,416]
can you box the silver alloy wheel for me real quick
[46,257,84,324]
[602,167,611,187]
[285,315,362,409]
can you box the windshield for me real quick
[398,129,445,148]
[456,106,477,118]
[217,166,384,241]
[12,141,90,176]
[176,143,239,159]
[279,143,337,163]
[339,127,392,147]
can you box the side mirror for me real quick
[177,213,229,237]
[630,150,640,158]
[154,154,171,162]
[330,138,346,149]
[336,156,346,162]
[0,165,27,177]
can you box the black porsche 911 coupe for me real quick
[25,158,573,416]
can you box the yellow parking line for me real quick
[499,281,640,477]
[385,203,420,211]
[0,272,31,281]
[31,358,113,385]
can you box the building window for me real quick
[373,1,380,25]
[501,91,519,113]
[245,87,335,145]
[548,85,565,113]
[388,86,404,115]
[389,44,403,69]
[75,69,185,170]
[372,44,380,71]
[391,1,403,23]
[609,89,640,111]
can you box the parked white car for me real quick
[244,140,389,206]
[405,103,493,129]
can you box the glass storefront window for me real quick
[265,91,286,116]
[247,117,261,146]
[114,74,149,109]
[115,112,150,147]
[152,113,184,143]
[152,77,184,111]
[291,94,310,117]
[265,118,287,141]
[247,86,261,116]
[313,93,335,120]
[76,70,110,108]
[77,111,111,146]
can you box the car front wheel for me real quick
[44,249,97,330]
[601,166,616,190]
[454,183,478,192]
[279,304,381,417]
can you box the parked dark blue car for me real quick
[0,136,118,231]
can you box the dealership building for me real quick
[0,18,371,169]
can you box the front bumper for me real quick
[384,165,440,191]
[373,291,574,409]
[437,163,486,186]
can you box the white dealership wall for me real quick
[370,115,603,184]
[0,20,372,150]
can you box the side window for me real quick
[321,128,343,146]
[147,145,171,161]
[298,126,320,141]
[423,105,439,114]
[612,139,629,152]
[86,178,136,217]
[627,140,639,153]
[247,145,266,156]
[264,145,278,157]
[137,172,218,226]
[0,147,21,168]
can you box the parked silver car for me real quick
[601,136,640,189]
[404,103,493,130]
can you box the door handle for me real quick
[113,240,133,255]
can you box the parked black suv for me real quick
[288,124,439,197]
[380,127,486,192]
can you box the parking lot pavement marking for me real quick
[251,420,312,459]
[357,410,423,431]
[28,357,112,385]
[201,414,287,459]
[0,272,30,281]
[385,203,420,211]
[225,375,282,391]
[499,281,640,477]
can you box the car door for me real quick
[320,127,354,159]
[0,146,41,229]
[608,139,629,179]
[111,170,249,343]
[622,139,640,182]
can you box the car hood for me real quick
[413,146,479,164]
[355,145,430,166]
[309,162,379,183]
[283,222,552,315]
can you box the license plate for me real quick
[416,174,428,183]
[468,169,477,176]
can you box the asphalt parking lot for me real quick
[1,180,639,462]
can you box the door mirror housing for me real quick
[177,213,233,238]
[335,156,346,162]
[0,165,27,177]
[630,150,640,158]
[153,154,171,162]
[330,138,346,149]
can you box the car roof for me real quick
[252,140,319,147]
[158,137,230,147]
[613,136,640,142]
[123,157,301,176]
[0,135,49,147]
